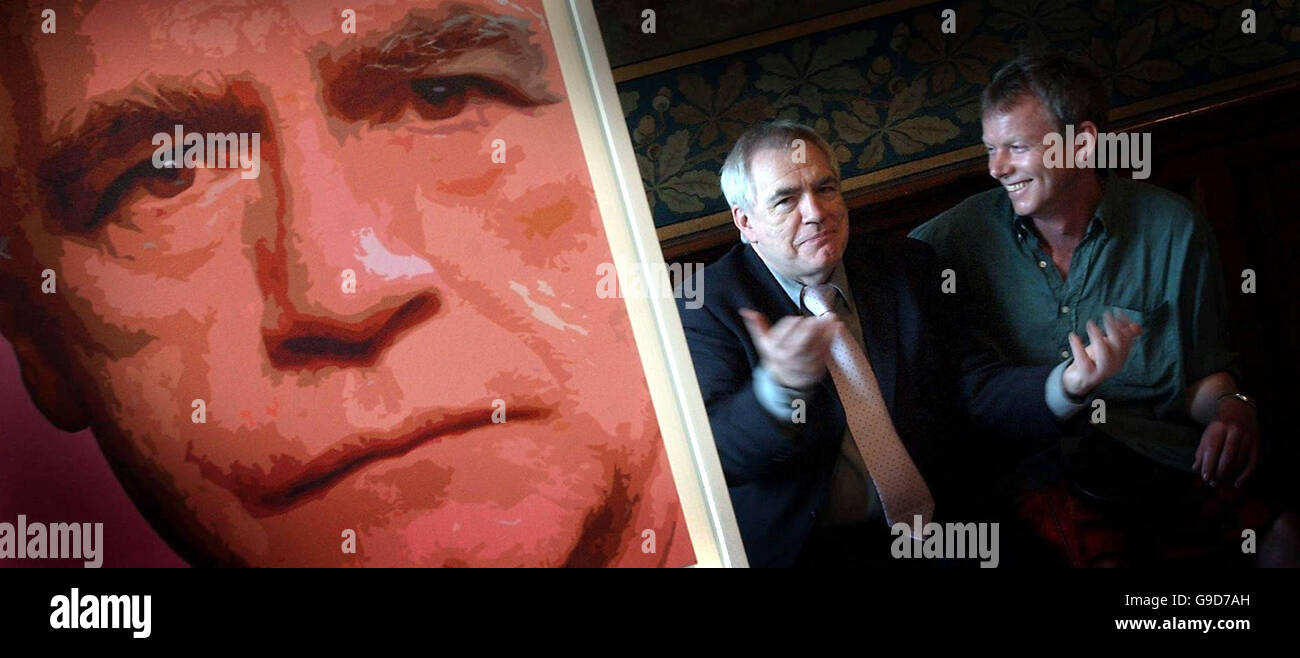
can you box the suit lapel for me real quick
[843,241,899,413]
[739,245,799,320]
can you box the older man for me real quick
[677,120,1139,567]
[911,54,1295,566]
[0,0,693,567]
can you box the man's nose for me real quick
[989,149,1011,179]
[799,190,830,224]
[258,122,441,369]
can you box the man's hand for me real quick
[1193,396,1260,488]
[739,308,839,391]
[1061,311,1143,398]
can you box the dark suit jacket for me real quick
[677,236,1064,567]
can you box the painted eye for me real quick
[410,75,523,121]
[90,160,196,227]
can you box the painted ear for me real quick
[9,335,89,432]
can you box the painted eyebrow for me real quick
[316,6,561,123]
[36,74,265,221]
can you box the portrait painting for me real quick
[0,0,740,568]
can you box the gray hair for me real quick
[719,120,839,215]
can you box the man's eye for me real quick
[410,75,522,121]
[90,161,196,227]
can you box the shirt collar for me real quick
[1008,175,1116,242]
[758,254,851,316]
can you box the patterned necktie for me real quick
[801,283,935,533]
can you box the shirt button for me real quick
[1060,305,1070,314]
[1038,260,1048,269]
[1060,349,1070,359]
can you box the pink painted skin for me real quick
[0,0,694,566]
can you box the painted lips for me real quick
[239,401,553,515]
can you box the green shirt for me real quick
[910,176,1236,470]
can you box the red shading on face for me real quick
[4,0,693,567]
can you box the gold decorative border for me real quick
[610,0,938,83]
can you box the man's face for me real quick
[982,94,1088,219]
[1,0,688,566]
[734,143,848,284]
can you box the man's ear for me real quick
[732,205,756,244]
[1074,120,1099,169]
[7,333,89,432]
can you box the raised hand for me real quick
[739,308,840,391]
[1062,311,1143,398]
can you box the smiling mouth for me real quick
[236,403,554,516]
[1005,180,1031,193]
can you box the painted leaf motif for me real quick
[986,11,1022,32]
[1116,20,1155,69]
[955,57,990,86]
[1176,2,1217,31]
[886,78,928,122]
[636,153,654,183]
[716,61,748,112]
[1128,59,1183,83]
[810,65,869,90]
[658,130,691,180]
[807,29,876,73]
[930,64,957,93]
[726,96,771,123]
[905,36,940,65]
[661,169,721,198]
[698,123,718,148]
[658,187,705,213]
[670,102,709,125]
[790,39,812,72]
[677,72,714,114]
[891,116,960,151]
[954,100,983,124]
[619,91,639,117]
[1115,77,1150,98]
[1223,41,1288,66]
[857,135,886,171]
[799,84,825,115]
[756,52,798,81]
[832,109,873,144]
[756,73,797,94]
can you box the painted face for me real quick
[982,94,1090,219]
[0,0,691,567]
[735,143,849,284]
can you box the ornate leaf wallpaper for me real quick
[611,0,1300,229]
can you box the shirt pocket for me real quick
[1106,301,1175,392]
